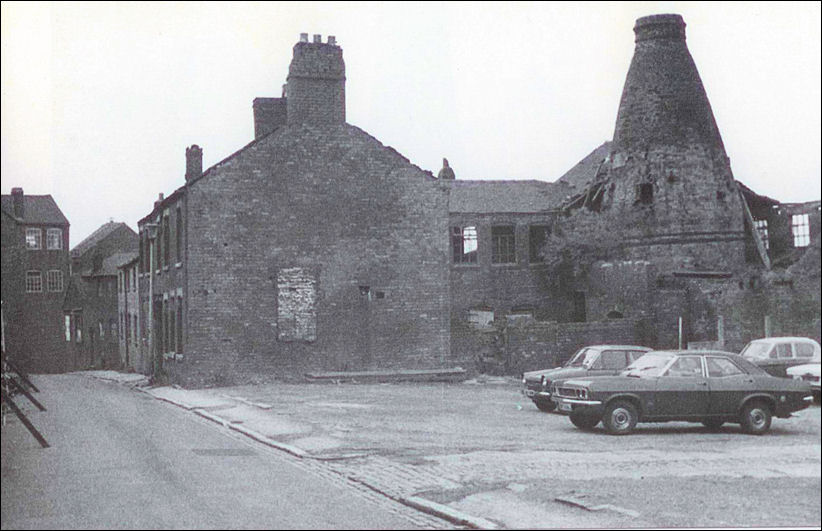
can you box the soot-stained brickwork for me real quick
[136,35,451,387]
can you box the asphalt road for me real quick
[0,375,435,530]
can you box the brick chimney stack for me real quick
[286,32,346,126]
[185,145,203,181]
[11,187,24,218]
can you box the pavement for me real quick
[1,374,453,530]
[74,370,822,529]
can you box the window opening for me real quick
[25,271,42,292]
[46,228,62,250]
[25,228,42,249]
[491,226,516,264]
[638,183,653,204]
[753,219,769,250]
[791,213,810,247]
[452,226,478,264]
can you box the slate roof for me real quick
[556,142,611,190]
[0,194,69,225]
[83,252,139,277]
[71,221,131,258]
[448,180,569,214]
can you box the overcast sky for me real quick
[2,1,820,247]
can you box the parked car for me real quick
[739,337,821,377]
[786,363,821,404]
[550,350,814,435]
[521,345,652,412]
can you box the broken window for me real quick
[791,214,810,247]
[491,226,516,264]
[277,267,317,342]
[638,183,653,204]
[753,219,769,250]
[529,225,550,263]
[452,226,478,264]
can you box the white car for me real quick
[787,363,821,404]
[739,337,821,377]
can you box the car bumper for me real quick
[521,388,552,401]
[551,396,604,415]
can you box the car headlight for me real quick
[541,376,548,387]
[576,388,588,399]
[522,377,527,385]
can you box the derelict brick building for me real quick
[137,34,451,387]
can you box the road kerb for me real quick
[400,496,500,529]
[135,380,495,528]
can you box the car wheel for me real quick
[740,401,772,435]
[534,400,556,413]
[702,418,724,430]
[570,412,600,430]
[603,400,638,435]
[814,391,821,406]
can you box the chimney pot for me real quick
[300,33,308,43]
[313,34,322,43]
[328,35,336,45]
[185,144,203,181]
[11,187,24,218]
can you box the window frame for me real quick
[451,226,478,265]
[791,213,810,248]
[46,228,63,250]
[491,225,516,264]
[25,270,43,292]
[46,270,63,292]
[25,228,42,250]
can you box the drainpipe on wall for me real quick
[145,223,159,378]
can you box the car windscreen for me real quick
[740,342,771,360]
[621,352,675,377]
[566,348,598,368]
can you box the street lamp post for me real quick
[144,223,159,378]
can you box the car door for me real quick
[653,355,710,418]
[705,356,755,416]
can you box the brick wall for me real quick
[177,124,451,387]
[452,316,644,375]
[449,213,557,320]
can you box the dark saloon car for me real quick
[550,350,814,435]
[521,345,651,412]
